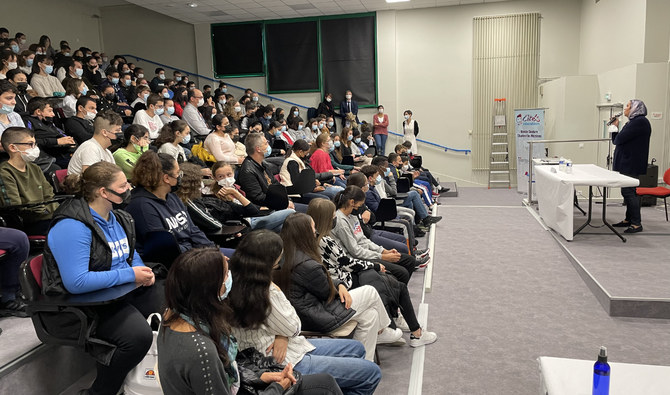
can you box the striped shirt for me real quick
[231,285,315,366]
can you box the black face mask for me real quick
[232,135,240,143]
[331,217,337,229]
[16,82,28,92]
[105,93,116,101]
[351,207,361,216]
[170,175,182,193]
[106,188,131,205]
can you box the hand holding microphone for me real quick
[607,112,622,127]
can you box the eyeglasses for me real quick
[12,142,36,148]
[166,170,184,179]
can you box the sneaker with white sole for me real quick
[376,327,403,344]
[415,255,430,269]
[394,315,410,332]
[409,330,438,347]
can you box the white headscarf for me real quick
[627,99,647,120]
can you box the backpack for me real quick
[191,142,216,163]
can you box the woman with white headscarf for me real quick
[610,99,651,233]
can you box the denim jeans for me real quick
[0,228,29,301]
[402,190,428,219]
[333,177,347,188]
[303,186,343,201]
[374,134,388,156]
[371,229,409,254]
[295,339,381,395]
[248,209,295,232]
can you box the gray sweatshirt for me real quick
[331,210,383,261]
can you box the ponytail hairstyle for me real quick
[63,161,124,202]
[278,213,337,303]
[131,151,176,190]
[155,120,188,148]
[333,185,365,210]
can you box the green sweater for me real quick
[0,161,58,223]
[113,148,143,180]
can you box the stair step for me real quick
[490,161,509,164]
[490,170,510,174]
[492,142,508,145]
[489,180,511,183]
[492,133,507,136]
[491,152,508,155]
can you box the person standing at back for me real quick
[339,90,358,127]
[611,99,652,233]
[372,105,389,156]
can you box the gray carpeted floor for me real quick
[0,317,40,371]
[420,190,670,395]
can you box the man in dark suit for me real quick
[611,99,652,233]
[339,89,359,127]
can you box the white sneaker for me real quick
[409,330,438,347]
[394,315,411,332]
[376,327,403,344]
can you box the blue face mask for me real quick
[75,68,84,77]
[111,77,119,85]
[44,65,54,74]
[182,133,191,144]
[167,106,175,115]
[334,141,341,148]
[328,121,334,127]
[0,104,15,115]
[222,88,227,93]
[143,93,150,101]
[11,45,19,54]
[163,92,170,99]
[298,124,303,130]
[155,108,165,115]
[124,79,131,86]
[384,168,391,177]
[26,59,33,67]
[264,145,272,157]
[219,272,233,301]
[275,130,282,137]
[355,137,361,144]
[375,174,382,184]
[293,111,299,117]
[265,115,272,120]
[347,135,353,141]
[82,86,88,96]
[329,142,335,152]
[311,125,318,131]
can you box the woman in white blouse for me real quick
[205,114,244,164]
[227,230,382,395]
[401,109,419,154]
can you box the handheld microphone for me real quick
[606,112,622,126]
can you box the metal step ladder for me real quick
[488,98,511,189]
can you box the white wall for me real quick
[644,0,670,63]
[2,0,103,52]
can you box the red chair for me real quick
[51,169,68,194]
[636,168,670,221]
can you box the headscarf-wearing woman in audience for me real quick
[0,80,25,134]
[29,55,65,97]
[62,78,87,117]
[158,247,343,395]
[308,198,438,348]
[156,120,189,163]
[112,124,149,180]
[0,51,18,80]
[125,151,217,254]
[228,230,381,394]
[331,186,422,285]
[45,161,160,395]
[308,133,346,188]
[205,114,243,164]
[279,139,342,200]
[18,50,35,75]
[278,213,401,362]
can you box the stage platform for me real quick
[535,199,670,319]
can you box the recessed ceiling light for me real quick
[187,2,198,8]
[386,0,410,3]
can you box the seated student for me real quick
[119,74,135,108]
[132,93,164,140]
[155,120,189,163]
[287,118,307,142]
[330,135,355,175]
[125,151,216,254]
[22,97,75,169]
[340,127,369,165]
[209,163,294,232]
[82,56,103,90]
[67,110,121,175]
[308,133,346,188]
[149,68,166,93]
[223,100,242,130]
[0,227,29,316]
[279,213,401,361]
[205,114,243,164]
[6,69,31,116]
[112,124,149,180]
[100,70,129,106]
[64,96,96,145]
[60,58,85,88]
[159,98,179,124]
[258,105,273,131]
[279,139,342,200]
[388,151,434,207]
[331,186,425,285]
[0,80,26,136]
[276,119,295,146]
[158,247,343,395]
[239,102,258,135]
[28,55,65,97]
[303,118,321,143]
[130,85,150,114]
[265,121,287,155]
[44,161,159,395]
[97,84,132,118]
[17,50,34,76]
[0,127,58,235]
[199,104,217,130]
[308,199,438,348]
[394,143,446,193]
[228,230,382,394]
[62,78,87,117]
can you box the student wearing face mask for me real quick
[160,98,180,124]
[316,93,337,131]
[132,93,165,140]
[372,105,389,156]
[67,110,122,175]
[18,50,35,76]
[119,74,135,106]
[6,69,31,116]
[279,139,343,201]
[22,97,75,168]
[285,105,302,128]
[65,96,97,145]
[98,85,133,119]
[101,71,129,106]
[223,100,242,130]
[339,90,359,127]
[61,78,87,118]
[149,67,166,93]
[308,133,347,188]
[205,114,245,165]
[0,127,59,235]
[126,151,217,254]
[156,120,190,164]
[113,124,150,180]
[0,51,18,80]
[130,85,150,114]
[0,81,26,137]
[287,118,306,142]
[29,55,65,98]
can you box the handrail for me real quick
[121,54,309,109]
[122,54,472,155]
[388,131,471,155]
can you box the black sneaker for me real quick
[624,225,643,233]
[612,221,630,228]
[0,299,28,318]
[422,216,442,226]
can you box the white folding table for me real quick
[534,164,639,242]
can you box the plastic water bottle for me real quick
[558,157,566,172]
[566,160,573,174]
[593,346,610,395]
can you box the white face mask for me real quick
[197,98,205,107]
[19,146,40,162]
[217,177,236,188]
[402,164,409,171]
[346,95,352,100]
[7,62,17,70]
[84,110,97,120]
